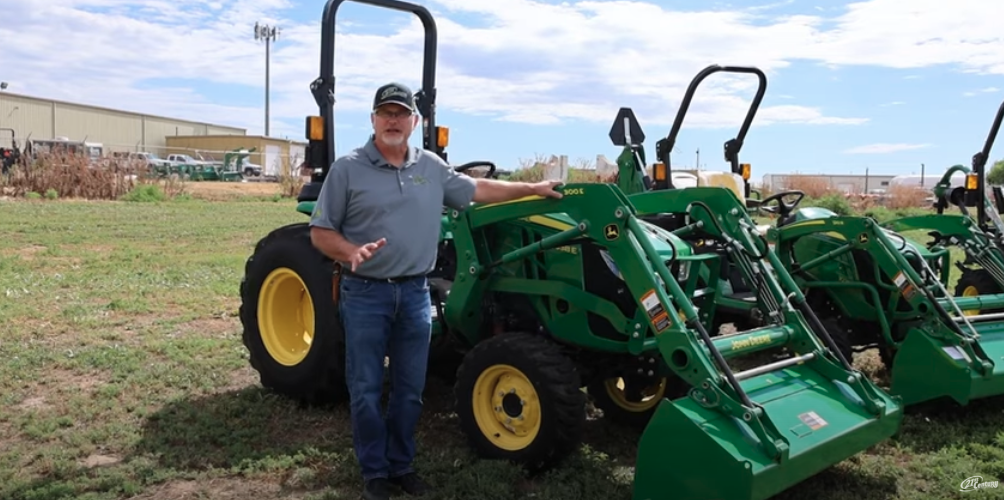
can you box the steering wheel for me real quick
[454,160,496,179]
[754,190,805,220]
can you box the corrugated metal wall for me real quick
[0,93,53,147]
[0,91,245,154]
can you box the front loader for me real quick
[756,96,1004,408]
[767,195,1004,407]
[439,109,901,499]
[442,178,902,500]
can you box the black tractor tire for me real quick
[454,332,585,472]
[239,223,348,406]
[587,373,683,429]
[955,268,1004,315]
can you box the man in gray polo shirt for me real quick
[309,82,563,500]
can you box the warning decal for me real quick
[893,271,906,288]
[892,271,917,299]
[798,411,828,430]
[641,289,666,319]
[652,313,671,333]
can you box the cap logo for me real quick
[381,87,408,100]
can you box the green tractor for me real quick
[881,98,1004,307]
[239,2,903,498]
[614,64,776,335]
[757,101,1004,407]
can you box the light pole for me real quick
[254,22,280,137]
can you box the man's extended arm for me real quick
[471,177,541,204]
[439,159,564,209]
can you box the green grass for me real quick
[1,198,1002,500]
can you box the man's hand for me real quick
[531,180,564,199]
[349,238,386,272]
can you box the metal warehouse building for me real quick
[0,90,305,177]
[761,173,896,194]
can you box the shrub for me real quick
[0,153,169,200]
[885,184,929,209]
[120,184,167,202]
[809,193,853,215]
[785,175,836,198]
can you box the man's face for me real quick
[371,103,417,147]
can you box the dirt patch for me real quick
[78,244,116,255]
[128,478,307,500]
[6,244,47,260]
[174,317,237,338]
[82,454,121,468]
[182,181,283,201]
[15,396,49,412]
[14,366,109,411]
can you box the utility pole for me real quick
[696,148,700,170]
[255,22,280,137]
[921,163,925,186]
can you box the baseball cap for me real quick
[372,82,416,113]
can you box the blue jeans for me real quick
[339,273,432,482]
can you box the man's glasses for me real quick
[375,109,413,119]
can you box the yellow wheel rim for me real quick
[604,377,667,412]
[258,267,315,366]
[471,364,541,451]
[963,285,980,317]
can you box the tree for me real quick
[987,159,1004,185]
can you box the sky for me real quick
[2,0,1004,184]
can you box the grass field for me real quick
[2,187,1004,500]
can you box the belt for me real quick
[341,271,427,283]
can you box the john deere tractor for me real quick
[240,2,904,498]
[610,64,773,335]
[756,100,1004,407]
[880,97,1004,309]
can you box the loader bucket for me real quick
[889,316,1004,407]
[633,361,903,500]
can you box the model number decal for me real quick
[563,188,585,195]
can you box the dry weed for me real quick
[885,185,928,209]
[0,153,188,200]
[784,175,837,198]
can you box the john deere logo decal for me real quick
[604,224,619,240]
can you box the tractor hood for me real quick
[791,207,935,258]
[530,212,693,257]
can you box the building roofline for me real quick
[0,90,247,132]
[168,134,307,145]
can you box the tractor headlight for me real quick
[674,260,691,282]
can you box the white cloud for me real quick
[1,0,1002,142]
[963,87,1001,97]
[843,143,932,154]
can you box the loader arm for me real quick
[883,213,1004,288]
